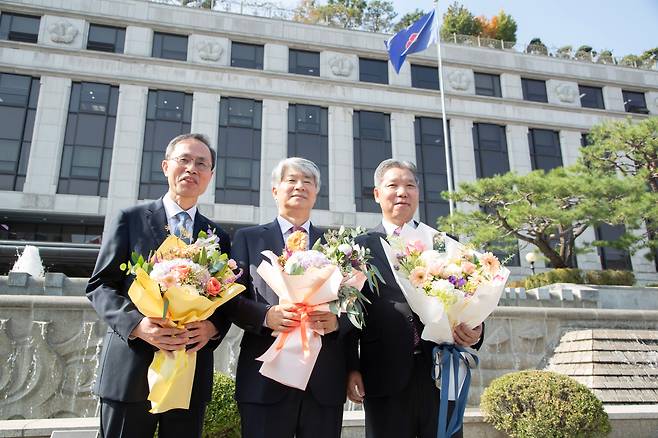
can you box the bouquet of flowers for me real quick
[121,230,245,413]
[256,227,381,389]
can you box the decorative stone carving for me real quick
[329,56,353,77]
[196,40,223,62]
[555,83,578,103]
[448,70,470,91]
[47,21,78,44]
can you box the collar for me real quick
[163,194,197,221]
[381,219,416,235]
[277,215,310,234]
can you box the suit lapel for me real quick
[146,199,168,246]
[309,224,324,247]
[193,211,211,239]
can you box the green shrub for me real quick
[506,279,525,288]
[524,268,584,289]
[203,373,241,438]
[481,370,611,438]
[583,269,635,286]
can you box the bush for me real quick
[518,268,635,289]
[203,373,241,438]
[524,268,583,289]
[583,269,635,286]
[481,370,611,438]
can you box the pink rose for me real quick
[406,239,426,255]
[461,261,476,275]
[228,259,237,270]
[427,260,446,276]
[205,277,222,296]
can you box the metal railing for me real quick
[147,0,657,71]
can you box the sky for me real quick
[275,0,658,57]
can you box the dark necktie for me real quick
[173,211,192,243]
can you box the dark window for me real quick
[528,128,563,171]
[87,23,125,53]
[521,78,548,103]
[579,85,604,109]
[622,90,649,114]
[0,218,102,244]
[216,97,261,206]
[0,12,40,43]
[288,104,328,209]
[152,32,188,61]
[139,90,192,199]
[472,123,510,178]
[411,64,439,90]
[596,224,633,270]
[289,49,320,76]
[0,73,39,191]
[415,117,450,223]
[58,82,118,197]
[359,58,388,85]
[231,42,263,70]
[581,132,591,148]
[474,72,501,97]
[353,111,391,212]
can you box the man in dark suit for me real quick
[86,133,231,438]
[225,157,348,438]
[346,159,484,438]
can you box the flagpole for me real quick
[434,1,455,218]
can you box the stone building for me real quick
[0,0,657,281]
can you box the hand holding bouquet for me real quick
[121,230,245,413]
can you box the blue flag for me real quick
[386,9,439,74]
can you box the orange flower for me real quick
[286,230,308,252]
[479,252,501,276]
[172,265,191,279]
[409,267,429,287]
[205,277,222,296]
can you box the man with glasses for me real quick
[87,133,231,438]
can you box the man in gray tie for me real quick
[86,133,232,438]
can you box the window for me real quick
[58,82,118,197]
[411,64,439,90]
[216,97,261,206]
[472,123,520,266]
[622,90,649,114]
[415,117,450,222]
[474,73,501,97]
[581,132,591,148]
[528,128,563,171]
[596,224,633,270]
[472,123,510,178]
[0,12,40,43]
[152,32,188,61]
[0,73,39,191]
[288,104,328,209]
[521,78,548,103]
[578,85,604,109]
[231,42,263,70]
[359,58,388,84]
[87,23,125,53]
[289,49,320,76]
[139,90,192,199]
[353,111,391,212]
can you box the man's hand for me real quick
[453,323,482,347]
[265,303,300,333]
[308,310,339,334]
[184,320,219,353]
[346,370,365,404]
[130,317,187,351]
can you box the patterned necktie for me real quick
[173,211,192,243]
[393,226,402,236]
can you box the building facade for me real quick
[0,0,657,281]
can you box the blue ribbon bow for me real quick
[431,343,479,438]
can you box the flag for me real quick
[385,9,439,74]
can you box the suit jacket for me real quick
[86,198,231,403]
[225,220,350,406]
[347,224,484,398]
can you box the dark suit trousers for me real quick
[238,389,343,438]
[100,398,206,438]
[363,354,462,438]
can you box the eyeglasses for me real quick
[168,155,212,172]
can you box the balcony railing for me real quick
[148,0,657,71]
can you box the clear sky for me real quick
[276,0,658,57]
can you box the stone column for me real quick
[506,125,532,174]
[559,130,582,166]
[328,106,355,214]
[264,43,288,73]
[191,92,220,206]
[500,73,523,99]
[629,223,658,279]
[104,84,148,233]
[602,86,625,112]
[259,99,289,222]
[124,26,153,57]
[388,62,411,87]
[449,118,477,215]
[575,228,602,270]
[390,112,415,162]
[23,76,71,198]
